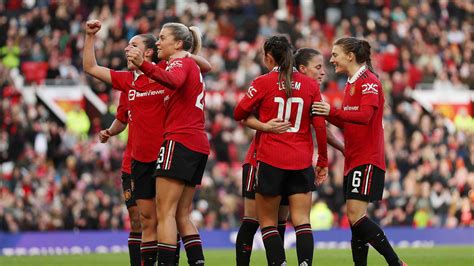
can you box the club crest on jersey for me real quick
[361,83,378,95]
[247,86,257,98]
[350,85,355,96]
[124,189,132,201]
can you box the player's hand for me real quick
[315,166,328,186]
[85,20,101,35]
[312,101,330,116]
[98,129,111,143]
[263,118,292,133]
[126,47,144,67]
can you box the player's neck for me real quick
[347,64,365,80]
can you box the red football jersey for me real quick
[115,92,132,174]
[337,66,386,175]
[243,131,261,166]
[110,69,169,163]
[140,58,210,154]
[237,68,328,170]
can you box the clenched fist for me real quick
[85,20,101,35]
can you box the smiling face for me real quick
[299,54,326,84]
[124,36,146,70]
[156,27,180,60]
[330,44,351,75]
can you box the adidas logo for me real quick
[351,187,359,193]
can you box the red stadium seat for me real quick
[21,61,49,85]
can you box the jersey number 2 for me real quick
[195,73,205,110]
[274,97,303,132]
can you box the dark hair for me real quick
[138,34,158,63]
[334,37,377,76]
[294,48,321,68]
[264,35,294,98]
[162,23,202,55]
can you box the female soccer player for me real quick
[235,47,344,266]
[127,23,209,266]
[83,20,210,266]
[313,37,406,266]
[234,35,328,266]
[98,92,141,266]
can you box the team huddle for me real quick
[83,19,406,266]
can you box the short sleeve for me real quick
[238,79,264,113]
[359,79,380,108]
[115,92,129,123]
[110,70,131,93]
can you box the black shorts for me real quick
[154,140,208,186]
[242,164,289,205]
[343,164,385,202]
[121,172,137,208]
[255,161,315,198]
[132,159,156,200]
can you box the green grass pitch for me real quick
[1,246,473,265]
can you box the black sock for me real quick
[295,224,313,265]
[157,242,176,266]
[261,226,286,265]
[175,234,181,266]
[128,232,142,266]
[140,241,157,266]
[277,220,287,245]
[350,233,369,266]
[352,216,399,265]
[236,217,259,266]
[182,234,205,265]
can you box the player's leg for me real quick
[155,140,207,266]
[346,165,404,266]
[286,166,315,266]
[176,185,204,266]
[132,160,158,266]
[122,172,142,266]
[277,200,289,245]
[155,177,184,266]
[236,164,259,266]
[255,161,286,265]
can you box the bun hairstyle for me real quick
[294,48,321,68]
[138,34,158,63]
[264,35,294,98]
[334,37,377,76]
[163,23,202,55]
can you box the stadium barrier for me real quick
[1,228,473,256]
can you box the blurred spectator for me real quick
[0,0,472,232]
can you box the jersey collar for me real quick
[347,65,367,84]
[271,66,298,72]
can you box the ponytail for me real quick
[334,37,377,76]
[264,35,294,98]
[188,26,202,55]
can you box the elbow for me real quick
[233,106,249,121]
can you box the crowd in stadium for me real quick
[0,0,473,233]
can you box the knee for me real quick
[140,211,156,228]
[130,215,142,231]
[290,214,309,227]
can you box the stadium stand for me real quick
[0,0,472,233]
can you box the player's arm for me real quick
[326,128,344,154]
[170,51,212,73]
[313,101,375,125]
[98,119,127,143]
[312,115,328,168]
[234,81,263,122]
[243,116,291,133]
[83,20,112,84]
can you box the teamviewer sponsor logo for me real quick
[343,106,359,111]
[128,89,165,101]
[361,83,378,95]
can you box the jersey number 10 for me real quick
[274,97,303,133]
